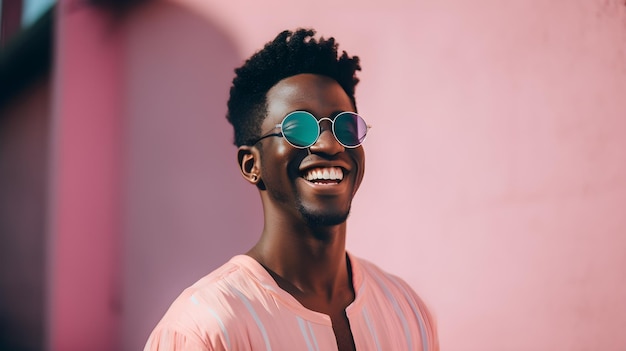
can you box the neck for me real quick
[247,209,351,299]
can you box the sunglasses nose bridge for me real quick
[316,117,333,132]
[309,117,344,153]
[317,118,338,141]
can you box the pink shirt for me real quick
[145,254,438,351]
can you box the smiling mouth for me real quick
[302,167,345,185]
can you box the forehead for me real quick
[264,73,354,125]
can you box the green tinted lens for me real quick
[281,112,319,148]
[333,112,368,147]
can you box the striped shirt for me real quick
[144,253,438,351]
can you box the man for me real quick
[145,28,438,351]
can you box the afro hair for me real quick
[226,28,362,147]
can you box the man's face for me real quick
[257,73,365,227]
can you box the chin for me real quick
[298,205,350,227]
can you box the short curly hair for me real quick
[226,28,362,147]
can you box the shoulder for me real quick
[145,256,267,350]
[350,254,440,351]
[351,254,417,296]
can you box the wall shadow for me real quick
[0,77,50,351]
[119,2,257,350]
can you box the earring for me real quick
[251,174,258,182]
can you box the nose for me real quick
[308,119,344,155]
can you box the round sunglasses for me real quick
[252,111,370,148]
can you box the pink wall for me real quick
[49,2,124,350]
[119,2,258,349]
[51,0,626,350]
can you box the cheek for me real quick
[260,141,305,180]
[352,148,365,170]
[352,149,366,190]
[275,142,293,157]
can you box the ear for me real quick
[237,145,262,186]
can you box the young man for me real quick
[145,28,438,351]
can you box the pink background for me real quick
[47,0,626,350]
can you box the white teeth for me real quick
[304,167,344,182]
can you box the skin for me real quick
[237,73,365,351]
